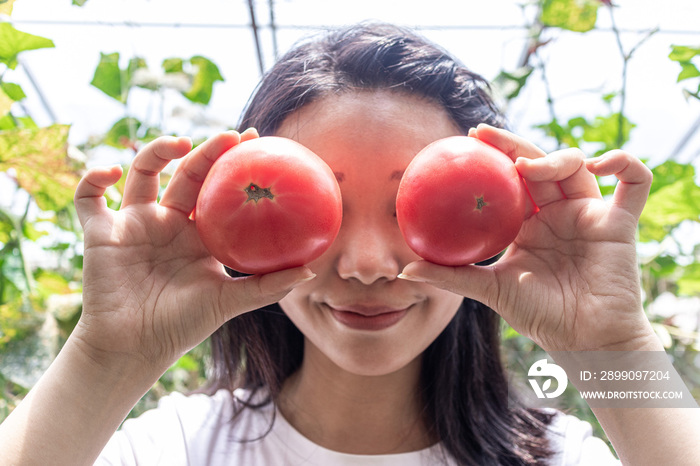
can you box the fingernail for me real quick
[292,273,316,286]
[397,273,428,283]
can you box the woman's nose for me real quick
[335,217,402,285]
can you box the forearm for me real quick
[0,336,161,466]
[553,335,700,465]
[592,406,700,465]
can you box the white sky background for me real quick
[5,0,700,168]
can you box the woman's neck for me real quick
[277,339,434,455]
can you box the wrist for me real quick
[0,335,163,465]
[64,332,165,399]
[595,323,664,352]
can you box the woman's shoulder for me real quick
[544,409,621,465]
[95,388,274,465]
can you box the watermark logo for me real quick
[528,359,568,399]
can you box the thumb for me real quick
[216,266,316,322]
[74,165,124,227]
[398,260,498,308]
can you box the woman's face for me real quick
[277,90,465,377]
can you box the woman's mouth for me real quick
[328,305,409,331]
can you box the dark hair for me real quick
[209,22,554,465]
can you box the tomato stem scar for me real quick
[475,195,488,211]
[244,183,275,202]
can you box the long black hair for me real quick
[208,22,555,465]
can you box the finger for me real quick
[74,165,124,227]
[472,124,548,162]
[217,266,317,322]
[585,150,652,219]
[239,127,260,142]
[121,136,193,208]
[159,131,241,215]
[515,148,602,206]
[472,125,555,212]
[397,260,498,310]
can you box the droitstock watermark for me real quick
[510,350,699,409]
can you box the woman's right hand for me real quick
[72,129,315,376]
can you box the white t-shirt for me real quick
[96,389,619,465]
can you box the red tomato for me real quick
[195,136,342,274]
[396,136,528,266]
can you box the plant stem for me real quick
[608,6,628,149]
[534,50,563,149]
[608,5,658,148]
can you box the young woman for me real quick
[1,23,698,465]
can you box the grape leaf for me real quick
[639,170,700,243]
[90,52,125,102]
[541,0,600,33]
[0,0,16,17]
[183,56,224,105]
[1,82,26,101]
[0,23,54,69]
[0,124,79,211]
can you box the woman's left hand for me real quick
[399,124,659,352]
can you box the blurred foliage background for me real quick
[1,0,699,456]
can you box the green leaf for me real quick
[601,91,618,104]
[501,324,522,340]
[540,0,600,33]
[162,57,184,73]
[0,86,13,116]
[0,23,54,69]
[0,0,16,16]
[535,112,635,155]
[0,124,79,211]
[22,221,48,242]
[90,53,148,102]
[649,160,696,196]
[0,212,13,244]
[72,0,89,6]
[669,45,700,63]
[598,183,615,197]
[646,255,678,280]
[677,263,700,296]
[90,52,125,102]
[494,66,534,100]
[142,126,163,144]
[677,62,700,83]
[103,117,162,150]
[0,114,36,130]
[0,114,15,130]
[534,117,581,148]
[1,248,29,295]
[183,56,224,105]
[168,353,200,372]
[639,171,700,242]
[103,117,141,149]
[581,112,635,153]
[1,82,26,101]
[34,270,71,299]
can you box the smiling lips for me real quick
[328,305,409,331]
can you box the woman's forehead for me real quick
[275,90,462,154]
